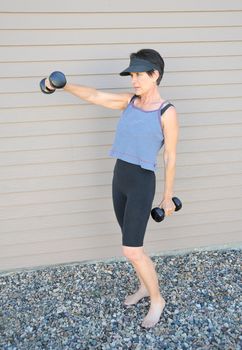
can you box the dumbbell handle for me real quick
[151,197,182,222]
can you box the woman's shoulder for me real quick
[118,93,137,110]
[161,99,175,107]
[162,100,176,113]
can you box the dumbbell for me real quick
[151,197,182,222]
[40,71,67,94]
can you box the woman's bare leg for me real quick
[123,246,166,328]
[124,266,149,305]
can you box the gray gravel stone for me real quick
[0,248,241,349]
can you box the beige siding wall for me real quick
[0,0,242,272]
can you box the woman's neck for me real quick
[138,87,162,105]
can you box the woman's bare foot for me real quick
[141,296,166,328]
[124,287,149,306]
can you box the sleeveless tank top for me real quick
[108,95,174,172]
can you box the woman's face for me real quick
[130,71,158,95]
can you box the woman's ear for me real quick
[152,70,160,84]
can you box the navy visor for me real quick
[120,57,159,76]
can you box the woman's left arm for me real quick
[159,106,179,215]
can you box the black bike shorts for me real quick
[112,159,156,247]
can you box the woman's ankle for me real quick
[150,294,165,304]
[139,284,148,292]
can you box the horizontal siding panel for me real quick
[1,176,242,207]
[0,205,241,246]
[1,228,241,266]
[174,98,242,113]
[0,231,238,271]
[2,71,242,94]
[0,105,118,124]
[0,199,241,235]
[180,124,242,139]
[0,161,242,195]
[1,42,242,62]
[0,229,121,250]
[1,0,242,12]
[1,213,241,245]
[0,186,114,207]
[0,135,241,158]
[1,173,242,206]
[0,149,242,178]
[1,185,242,221]
[1,117,242,139]
[146,231,241,258]
[0,211,241,244]
[169,137,242,154]
[2,56,242,77]
[0,131,116,151]
[0,228,241,265]
[1,151,242,183]
[2,119,115,137]
[0,244,122,272]
[1,86,242,108]
[1,27,242,46]
[0,106,241,125]
[0,145,241,168]
[0,147,108,167]
[179,111,242,127]
[0,172,114,195]
[0,222,119,244]
[1,231,240,272]
[149,223,242,244]
[1,12,242,29]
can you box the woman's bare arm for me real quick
[45,77,133,110]
[158,107,179,215]
[63,84,133,110]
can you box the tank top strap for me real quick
[129,94,138,104]
[159,101,174,116]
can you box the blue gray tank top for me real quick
[109,95,174,172]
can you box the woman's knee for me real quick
[122,245,145,261]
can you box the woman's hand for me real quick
[45,78,55,91]
[158,198,176,217]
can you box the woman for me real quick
[44,49,179,328]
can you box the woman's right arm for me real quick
[45,77,133,110]
[64,83,133,110]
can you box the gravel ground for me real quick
[0,248,241,350]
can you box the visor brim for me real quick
[120,65,151,76]
[119,58,157,76]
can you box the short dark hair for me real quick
[130,49,165,85]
